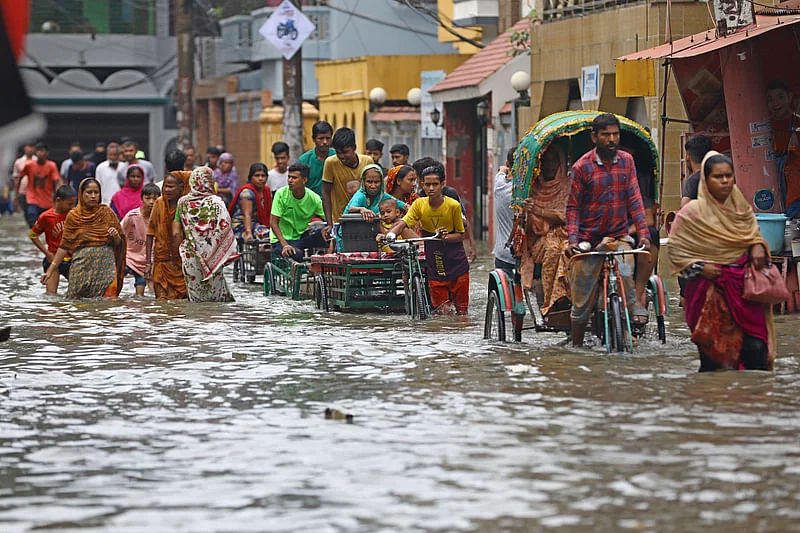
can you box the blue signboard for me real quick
[753,189,775,211]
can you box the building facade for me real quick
[21,0,177,172]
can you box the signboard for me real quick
[753,189,775,211]
[580,64,600,104]
[713,0,754,36]
[421,70,446,139]
[259,0,315,60]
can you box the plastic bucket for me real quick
[756,213,788,253]
[793,239,800,257]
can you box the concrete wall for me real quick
[529,0,711,213]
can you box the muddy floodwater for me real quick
[0,215,799,532]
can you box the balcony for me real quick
[541,0,647,21]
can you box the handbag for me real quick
[743,262,791,304]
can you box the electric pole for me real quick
[176,0,194,150]
[282,0,304,160]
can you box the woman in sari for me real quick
[41,178,126,298]
[386,165,419,205]
[229,162,272,241]
[111,164,145,219]
[145,170,191,299]
[172,166,237,302]
[519,144,571,316]
[345,164,407,221]
[668,152,774,371]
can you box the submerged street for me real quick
[1,214,800,532]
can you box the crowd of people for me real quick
[5,111,784,371]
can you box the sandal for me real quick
[631,304,649,326]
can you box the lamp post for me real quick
[430,107,441,126]
[510,71,531,148]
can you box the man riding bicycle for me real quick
[565,113,651,347]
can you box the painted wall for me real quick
[444,100,478,224]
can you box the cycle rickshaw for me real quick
[484,110,669,351]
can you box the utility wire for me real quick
[396,0,485,48]
[325,1,440,38]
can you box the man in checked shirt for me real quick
[565,113,651,347]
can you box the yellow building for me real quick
[315,54,469,150]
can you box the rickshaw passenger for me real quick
[628,194,660,306]
[375,198,418,252]
[519,144,571,315]
[566,113,651,347]
[229,163,272,242]
[344,164,407,222]
[493,148,516,279]
[270,163,329,262]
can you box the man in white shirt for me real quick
[493,148,517,279]
[59,140,81,177]
[95,142,126,205]
[121,140,156,184]
[267,141,290,193]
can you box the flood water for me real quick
[1,214,799,532]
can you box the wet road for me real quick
[1,215,799,532]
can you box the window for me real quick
[240,100,250,122]
[251,98,262,121]
[238,21,251,47]
[307,12,329,41]
[228,101,238,123]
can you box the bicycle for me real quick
[568,244,650,353]
[384,233,440,320]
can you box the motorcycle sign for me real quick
[259,0,315,60]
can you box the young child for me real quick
[345,180,361,199]
[267,141,290,193]
[388,166,469,315]
[375,197,417,252]
[30,185,77,294]
[122,183,160,295]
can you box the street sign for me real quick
[580,64,600,104]
[259,0,315,60]
[421,70,446,139]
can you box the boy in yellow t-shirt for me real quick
[387,164,469,315]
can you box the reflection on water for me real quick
[0,215,798,532]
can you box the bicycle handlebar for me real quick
[568,245,649,264]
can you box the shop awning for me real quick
[615,14,800,95]
[371,106,420,122]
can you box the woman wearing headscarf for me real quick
[172,166,237,302]
[111,164,145,219]
[519,144,571,316]
[386,165,419,205]
[229,162,272,241]
[41,178,126,298]
[344,164,407,222]
[213,152,239,206]
[145,170,191,299]
[668,152,774,371]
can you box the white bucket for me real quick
[792,239,800,258]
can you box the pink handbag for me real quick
[743,263,791,304]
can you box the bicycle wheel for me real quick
[412,275,429,320]
[483,289,506,342]
[608,294,626,353]
[644,285,667,344]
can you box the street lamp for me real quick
[407,87,422,106]
[369,87,387,107]
[430,106,441,126]
[476,99,490,126]
[510,71,531,147]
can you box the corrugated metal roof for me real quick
[429,18,530,94]
[617,14,800,61]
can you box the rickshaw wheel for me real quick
[484,289,506,342]
[315,275,329,312]
[263,263,275,296]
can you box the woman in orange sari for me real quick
[386,165,419,205]
[519,144,571,316]
[145,171,191,299]
[41,178,126,298]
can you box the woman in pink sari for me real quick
[668,152,774,371]
[110,164,144,219]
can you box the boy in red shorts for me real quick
[388,163,469,314]
[30,185,77,294]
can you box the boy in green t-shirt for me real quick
[270,162,328,261]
